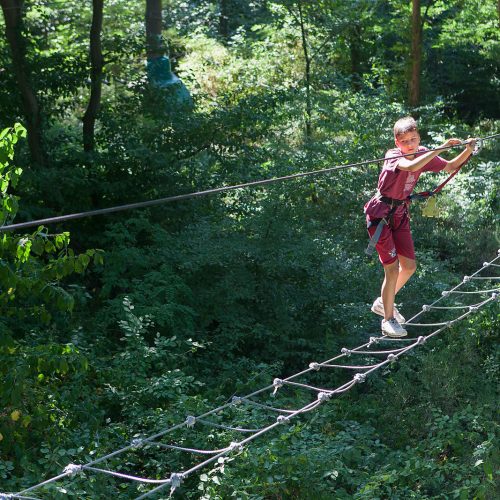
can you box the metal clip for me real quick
[472,138,483,156]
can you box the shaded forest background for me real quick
[0,0,499,498]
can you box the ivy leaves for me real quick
[0,124,25,225]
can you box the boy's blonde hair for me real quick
[394,116,418,138]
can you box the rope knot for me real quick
[272,378,283,396]
[387,354,397,362]
[417,336,426,345]
[341,348,351,356]
[317,392,331,403]
[463,275,470,283]
[277,415,288,424]
[446,321,453,329]
[131,438,144,449]
[229,441,244,452]
[422,304,430,312]
[492,292,499,301]
[185,415,196,428]
[63,463,83,476]
[354,373,366,384]
[309,362,320,371]
[170,472,183,490]
[232,396,242,405]
[441,290,450,297]
[469,305,478,312]
[483,261,490,267]
[368,336,379,346]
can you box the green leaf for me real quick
[94,251,104,266]
[0,127,11,141]
[78,253,91,269]
[0,148,8,165]
[13,123,27,138]
[483,461,493,481]
[32,238,45,256]
[44,241,56,253]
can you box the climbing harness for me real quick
[365,195,407,256]
[365,138,484,256]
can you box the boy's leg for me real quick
[381,260,399,320]
[367,214,410,335]
[392,213,416,295]
[367,222,400,319]
[395,255,417,294]
[380,259,407,336]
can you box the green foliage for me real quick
[0,124,101,479]
[0,123,25,223]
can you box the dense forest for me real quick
[0,0,499,498]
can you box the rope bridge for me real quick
[2,250,499,500]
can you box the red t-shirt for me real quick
[364,146,447,219]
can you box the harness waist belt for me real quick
[378,195,407,206]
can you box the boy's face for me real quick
[395,130,420,156]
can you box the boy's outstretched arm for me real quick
[397,138,463,172]
[443,138,476,172]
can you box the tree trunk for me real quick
[1,0,45,165]
[349,23,362,91]
[409,0,422,108]
[219,0,230,39]
[83,0,104,153]
[145,0,164,60]
[297,0,312,139]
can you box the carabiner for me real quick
[472,137,483,156]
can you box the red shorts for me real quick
[367,212,415,265]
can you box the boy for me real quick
[364,116,476,337]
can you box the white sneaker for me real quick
[381,318,408,338]
[371,297,405,324]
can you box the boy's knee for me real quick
[405,260,417,274]
[384,261,400,279]
[400,258,417,274]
